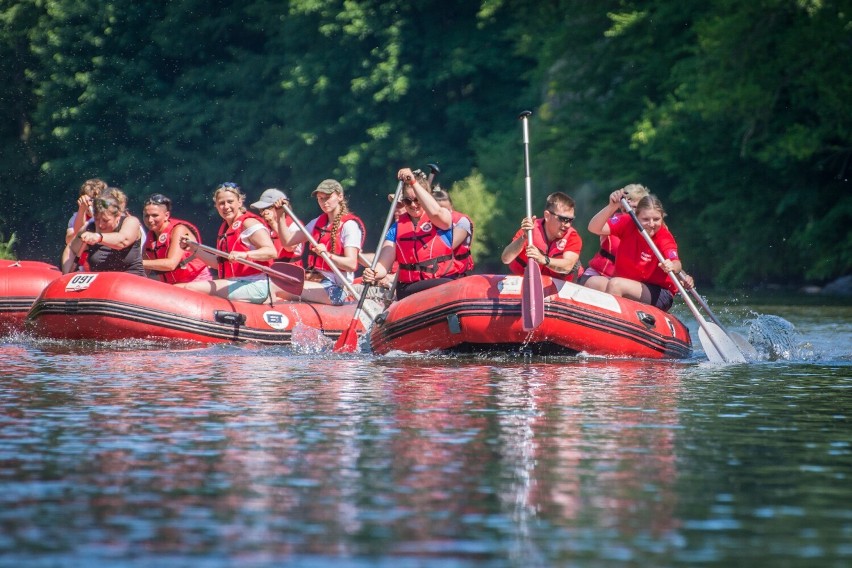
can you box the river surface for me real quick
[0,295,850,567]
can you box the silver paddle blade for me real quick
[699,322,747,363]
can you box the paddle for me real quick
[518,110,544,331]
[619,197,747,363]
[183,241,304,296]
[334,181,404,352]
[277,202,384,351]
[677,272,758,359]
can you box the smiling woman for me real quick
[61,187,145,276]
[175,182,278,304]
[586,189,683,312]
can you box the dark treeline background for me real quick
[1,0,849,287]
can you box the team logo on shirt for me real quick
[158,233,168,243]
[420,222,433,232]
[556,238,567,251]
[232,220,242,230]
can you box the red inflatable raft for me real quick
[369,274,692,358]
[0,260,62,333]
[27,271,368,346]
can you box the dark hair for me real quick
[145,193,172,211]
[545,191,575,211]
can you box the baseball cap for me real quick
[312,179,344,196]
[251,188,288,210]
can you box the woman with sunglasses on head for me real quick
[141,193,212,284]
[586,189,683,312]
[177,182,278,303]
[362,168,462,300]
[273,179,365,305]
[501,191,583,281]
[62,187,145,276]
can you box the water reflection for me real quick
[1,342,850,566]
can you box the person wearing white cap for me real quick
[273,179,366,305]
[250,188,304,267]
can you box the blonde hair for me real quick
[94,187,128,215]
[622,183,650,201]
[79,178,107,198]
[329,196,351,254]
[212,183,247,213]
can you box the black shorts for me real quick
[640,283,674,312]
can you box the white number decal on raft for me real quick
[498,276,523,295]
[263,311,290,330]
[65,273,98,292]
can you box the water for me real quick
[0,298,850,567]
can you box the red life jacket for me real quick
[587,212,623,277]
[508,218,582,281]
[451,210,475,276]
[306,212,366,272]
[395,213,457,283]
[268,222,304,267]
[217,212,272,278]
[144,218,210,284]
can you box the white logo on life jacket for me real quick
[420,222,432,232]
[158,233,168,243]
[556,238,567,251]
[640,252,653,262]
[232,220,242,231]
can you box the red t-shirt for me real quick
[608,214,679,294]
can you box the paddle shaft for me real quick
[619,198,733,360]
[332,182,404,351]
[187,241,304,294]
[518,110,544,331]
[278,203,362,300]
[520,114,534,247]
[352,181,403,314]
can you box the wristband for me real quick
[544,255,550,266]
[97,233,104,243]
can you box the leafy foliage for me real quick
[0,0,848,287]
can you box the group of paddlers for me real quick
[61,168,692,313]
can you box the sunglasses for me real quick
[145,193,172,209]
[402,197,420,206]
[94,198,120,210]
[547,210,574,224]
[217,182,240,191]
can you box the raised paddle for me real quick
[519,110,544,331]
[334,181,404,352]
[677,272,758,359]
[184,241,305,296]
[277,202,383,350]
[619,197,747,363]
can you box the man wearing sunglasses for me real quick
[501,191,583,281]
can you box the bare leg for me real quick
[176,279,234,299]
[605,277,649,303]
[582,275,611,292]
[272,281,334,305]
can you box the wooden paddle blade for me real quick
[521,262,545,331]
[333,319,362,353]
[269,262,305,296]
[699,322,747,363]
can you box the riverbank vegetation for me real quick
[1,0,849,287]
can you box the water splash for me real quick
[747,314,809,361]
